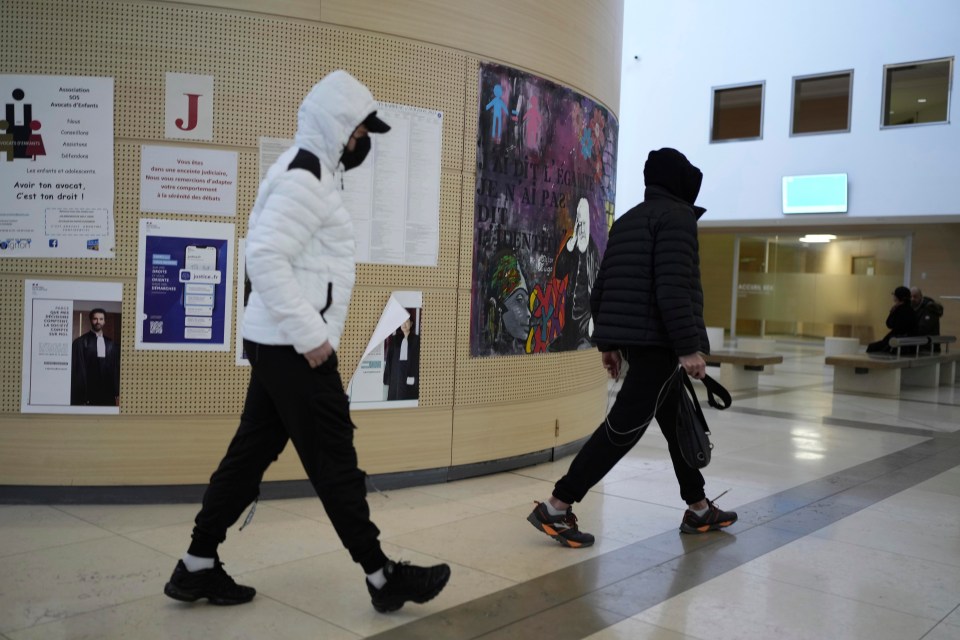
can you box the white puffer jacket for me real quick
[242,71,377,353]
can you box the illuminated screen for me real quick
[782,173,848,214]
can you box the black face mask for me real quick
[340,136,371,171]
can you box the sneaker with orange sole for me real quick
[679,498,738,534]
[527,501,595,548]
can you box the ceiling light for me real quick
[799,234,837,243]
[917,98,927,103]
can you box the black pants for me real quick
[189,340,388,574]
[553,346,706,506]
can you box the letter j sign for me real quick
[165,72,214,141]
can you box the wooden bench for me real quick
[703,350,784,392]
[825,348,960,396]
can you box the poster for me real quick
[235,237,249,366]
[165,72,214,141]
[470,62,618,356]
[258,137,291,182]
[258,101,442,266]
[140,145,237,216]
[0,75,114,258]
[348,291,422,410]
[136,218,234,351]
[21,279,123,414]
[341,103,442,266]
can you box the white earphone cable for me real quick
[603,357,683,447]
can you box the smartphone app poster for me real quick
[348,291,422,410]
[21,279,123,414]
[235,237,249,366]
[136,218,234,351]
[0,75,115,258]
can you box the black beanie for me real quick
[644,148,703,205]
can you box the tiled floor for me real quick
[1,342,959,639]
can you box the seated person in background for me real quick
[867,286,919,354]
[910,286,944,351]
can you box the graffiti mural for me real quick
[471,62,618,357]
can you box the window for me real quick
[791,71,852,135]
[711,82,764,142]
[882,57,953,127]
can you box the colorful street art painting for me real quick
[471,62,618,357]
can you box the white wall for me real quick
[617,0,960,224]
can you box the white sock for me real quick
[692,506,709,517]
[366,567,387,589]
[182,553,215,572]
[543,500,565,516]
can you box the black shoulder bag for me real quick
[676,370,732,469]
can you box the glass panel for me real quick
[734,234,905,342]
[883,59,952,126]
[792,73,851,134]
[712,84,763,141]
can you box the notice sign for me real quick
[136,218,234,351]
[259,103,443,267]
[0,74,115,258]
[347,291,423,410]
[140,145,237,216]
[21,279,123,414]
[165,72,214,141]
[341,102,442,266]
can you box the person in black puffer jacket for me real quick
[527,148,737,547]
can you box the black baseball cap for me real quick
[362,111,390,133]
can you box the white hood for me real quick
[295,70,379,170]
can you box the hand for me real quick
[601,350,621,379]
[304,341,333,368]
[679,352,706,380]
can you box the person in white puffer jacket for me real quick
[164,70,450,614]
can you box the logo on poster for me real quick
[3,88,46,161]
[86,239,99,251]
[1,238,32,251]
[49,239,58,247]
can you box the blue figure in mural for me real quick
[485,85,510,140]
[580,126,594,159]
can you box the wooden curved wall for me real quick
[0,0,623,487]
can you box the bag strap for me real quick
[699,373,732,410]
[679,371,710,433]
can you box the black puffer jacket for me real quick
[590,148,709,356]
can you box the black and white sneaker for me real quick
[366,560,451,613]
[163,559,256,606]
